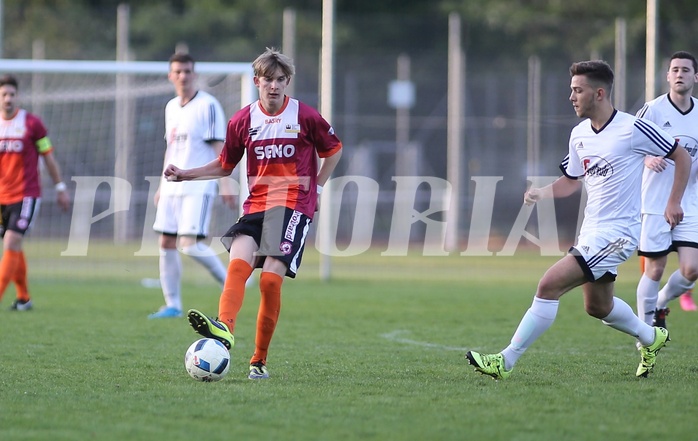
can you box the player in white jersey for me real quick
[636,51,698,329]
[465,60,691,380]
[150,53,234,319]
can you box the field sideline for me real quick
[0,241,695,440]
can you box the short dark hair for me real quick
[569,60,614,92]
[669,51,698,73]
[0,74,19,90]
[169,52,195,66]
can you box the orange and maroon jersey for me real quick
[0,109,53,204]
[221,96,342,218]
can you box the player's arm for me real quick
[524,176,581,206]
[42,150,70,211]
[637,105,669,172]
[316,148,342,188]
[664,145,690,228]
[209,140,236,209]
[164,158,231,182]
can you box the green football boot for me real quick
[466,351,512,380]
[636,327,669,378]
[187,309,235,350]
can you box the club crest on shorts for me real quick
[279,241,293,255]
[17,218,28,230]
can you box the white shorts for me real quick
[153,194,215,238]
[638,213,698,256]
[571,230,637,282]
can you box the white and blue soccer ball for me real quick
[184,338,230,382]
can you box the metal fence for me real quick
[12,12,686,255]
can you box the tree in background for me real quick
[3,1,698,64]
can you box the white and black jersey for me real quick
[637,94,698,216]
[561,110,678,239]
[160,90,226,197]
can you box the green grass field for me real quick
[1,241,696,440]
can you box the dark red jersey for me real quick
[0,109,53,204]
[221,97,342,218]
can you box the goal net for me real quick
[2,59,255,258]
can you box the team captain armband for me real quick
[36,136,53,153]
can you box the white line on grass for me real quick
[383,330,638,355]
[380,330,468,351]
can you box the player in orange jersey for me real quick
[0,74,70,310]
[165,48,342,379]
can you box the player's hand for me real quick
[644,156,667,173]
[56,190,70,212]
[665,202,684,230]
[163,164,183,182]
[524,188,543,206]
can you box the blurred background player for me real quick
[150,53,235,319]
[465,60,690,380]
[0,74,70,310]
[640,257,696,311]
[636,51,698,329]
[164,48,342,379]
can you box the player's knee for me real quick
[177,235,198,250]
[260,271,283,293]
[680,266,698,282]
[644,261,666,280]
[159,233,177,249]
[535,280,563,300]
[584,303,607,319]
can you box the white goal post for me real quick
[0,58,255,248]
[0,59,254,76]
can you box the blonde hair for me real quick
[252,47,295,78]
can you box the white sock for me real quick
[159,248,182,310]
[657,270,695,309]
[500,297,558,370]
[636,274,660,326]
[182,243,227,286]
[602,297,654,345]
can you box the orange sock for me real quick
[250,271,283,365]
[218,259,254,333]
[13,251,29,302]
[0,249,21,301]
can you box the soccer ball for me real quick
[184,338,230,382]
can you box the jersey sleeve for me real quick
[204,97,226,142]
[27,113,52,155]
[302,103,342,158]
[36,136,53,154]
[162,101,171,144]
[219,108,248,169]
[635,102,655,120]
[559,132,584,179]
[632,118,678,158]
